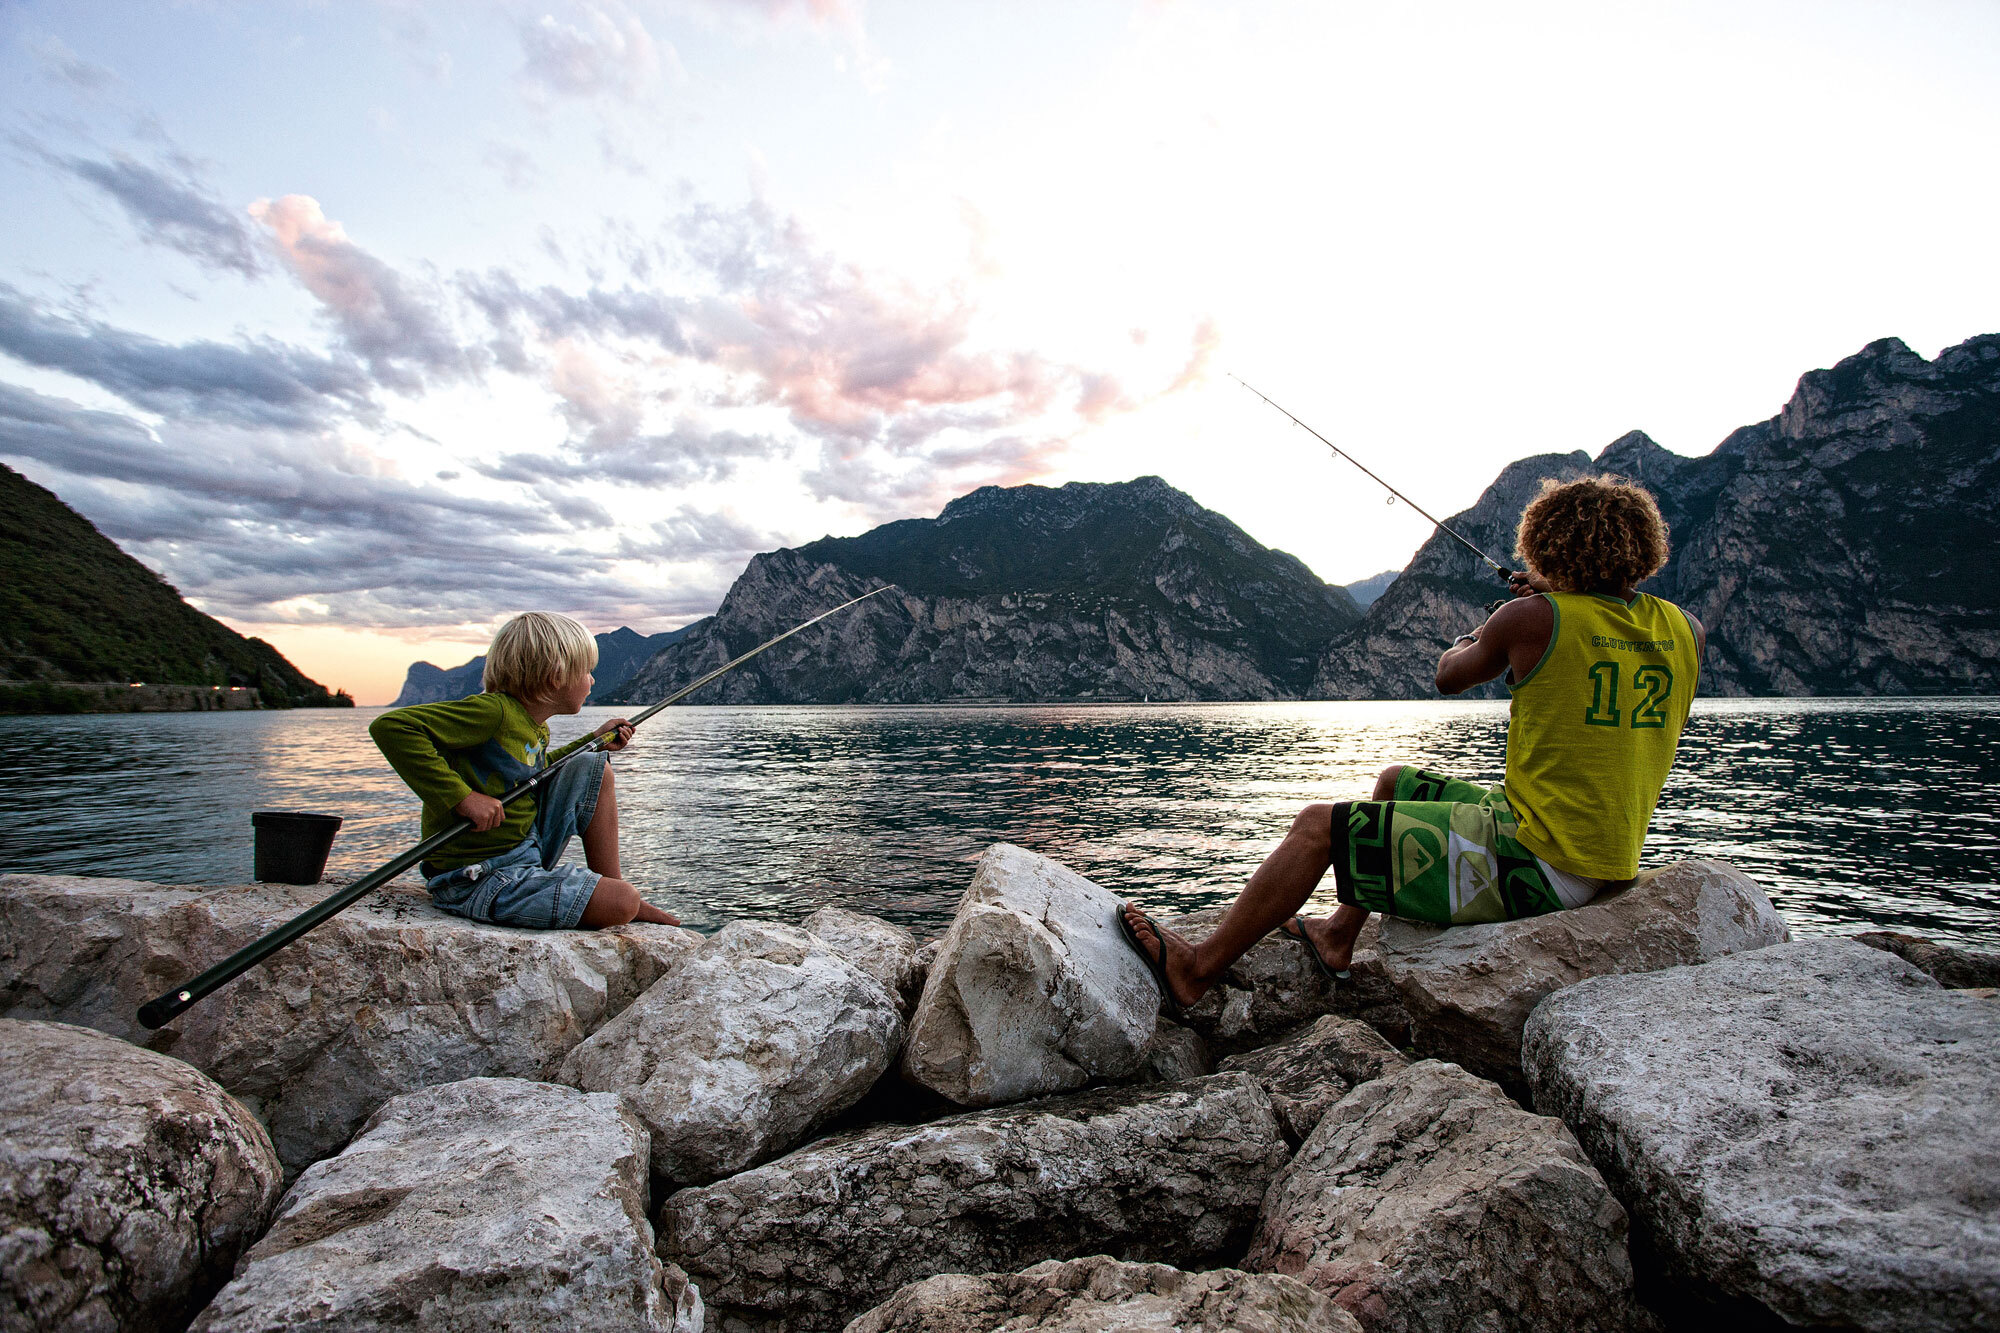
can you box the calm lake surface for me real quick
[2,699,1995,949]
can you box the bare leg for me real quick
[1122,800,1337,1009]
[1285,763,1403,968]
[576,765,679,927]
[581,763,621,878]
[579,876,680,928]
[1121,764,1406,1006]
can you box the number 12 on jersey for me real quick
[1584,661,1674,729]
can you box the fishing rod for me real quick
[136,584,898,1029]
[1230,374,1517,585]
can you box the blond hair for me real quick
[1515,475,1671,593]
[483,612,598,701]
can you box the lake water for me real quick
[1,699,1995,949]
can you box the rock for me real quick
[902,845,1157,1107]
[1247,1060,1638,1333]
[845,1255,1362,1333]
[0,874,700,1179]
[1134,1017,1211,1083]
[805,907,923,1016]
[659,1072,1290,1333]
[1853,930,2000,989]
[559,921,904,1187]
[1218,1015,1409,1146]
[1523,937,2000,1332]
[1377,859,1788,1090]
[0,1019,282,1333]
[1164,907,1410,1053]
[192,1077,700,1332]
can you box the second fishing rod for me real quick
[136,584,898,1030]
[1231,374,1525,600]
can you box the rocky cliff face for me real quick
[609,477,1360,705]
[1310,333,2000,698]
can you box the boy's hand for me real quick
[594,718,635,753]
[1509,569,1550,597]
[453,792,506,831]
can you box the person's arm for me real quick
[368,694,511,827]
[1435,587,1553,695]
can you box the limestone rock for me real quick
[1523,938,2000,1332]
[902,845,1157,1106]
[1133,1017,1211,1083]
[1218,1015,1409,1146]
[0,1019,282,1333]
[805,907,923,1015]
[1247,1060,1637,1333]
[1164,907,1409,1053]
[0,874,699,1179]
[845,1255,1362,1333]
[192,1077,699,1332]
[660,1072,1290,1333]
[1853,929,2000,989]
[559,921,904,1186]
[1377,859,1788,1089]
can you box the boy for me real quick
[370,611,679,931]
[1119,474,1704,1011]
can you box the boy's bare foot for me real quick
[1280,915,1353,974]
[1119,902,1211,1010]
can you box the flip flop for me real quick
[1282,916,1351,983]
[1115,905,1185,1020]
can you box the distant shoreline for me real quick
[0,682,353,715]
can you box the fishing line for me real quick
[1230,374,1516,583]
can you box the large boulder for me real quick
[559,920,904,1187]
[1523,937,2000,1332]
[0,1019,282,1333]
[1377,859,1788,1089]
[804,907,924,1016]
[1217,1015,1409,1146]
[1853,929,2000,989]
[1164,907,1409,1052]
[659,1072,1290,1333]
[902,845,1157,1107]
[0,874,700,1179]
[1247,1060,1639,1333]
[192,1077,701,1332]
[846,1255,1362,1333]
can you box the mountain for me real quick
[389,622,706,707]
[1309,333,2000,698]
[1341,569,1401,610]
[608,476,1363,705]
[0,463,347,710]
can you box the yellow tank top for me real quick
[1504,591,1700,879]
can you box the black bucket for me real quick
[252,811,343,884]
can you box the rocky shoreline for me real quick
[1,855,1994,1332]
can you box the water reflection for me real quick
[1,699,1993,949]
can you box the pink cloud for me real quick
[250,194,474,390]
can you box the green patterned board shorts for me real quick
[1330,767,1564,925]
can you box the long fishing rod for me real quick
[137,583,898,1029]
[1230,374,1516,584]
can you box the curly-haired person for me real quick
[1118,474,1705,1013]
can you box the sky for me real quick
[3,1,1997,703]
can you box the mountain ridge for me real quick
[0,463,347,712]
[389,622,706,707]
[609,476,1362,705]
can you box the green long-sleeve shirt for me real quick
[369,692,551,871]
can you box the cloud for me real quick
[1165,315,1221,395]
[250,194,481,391]
[29,35,117,92]
[0,283,376,428]
[50,152,263,277]
[517,4,663,101]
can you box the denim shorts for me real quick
[422,751,609,930]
